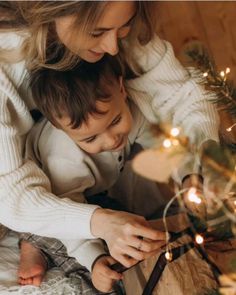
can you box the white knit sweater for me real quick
[0,32,219,242]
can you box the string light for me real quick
[195,234,204,244]
[187,187,202,204]
[203,72,208,77]
[163,139,172,148]
[165,251,173,261]
[226,67,230,74]
[170,127,180,137]
[226,122,236,132]
[220,71,225,78]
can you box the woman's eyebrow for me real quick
[93,13,136,32]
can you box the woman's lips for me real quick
[89,50,104,57]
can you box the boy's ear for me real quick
[119,76,126,96]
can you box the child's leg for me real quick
[18,234,123,294]
[18,237,49,286]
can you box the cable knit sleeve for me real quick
[125,35,220,182]
[0,34,98,240]
[126,35,219,147]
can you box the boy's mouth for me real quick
[110,137,125,152]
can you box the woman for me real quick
[0,0,219,291]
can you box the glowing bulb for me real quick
[172,139,179,146]
[195,234,204,244]
[226,123,236,132]
[165,251,173,261]
[187,187,202,204]
[163,139,172,148]
[226,67,230,74]
[170,127,180,137]
[220,71,225,77]
[203,72,208,77]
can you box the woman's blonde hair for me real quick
[0,1,157,72]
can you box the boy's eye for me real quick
[111,116,122,126]
[85,136,97,143]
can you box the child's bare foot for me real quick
[18,241,47,287]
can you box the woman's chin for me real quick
[83,51,104,63]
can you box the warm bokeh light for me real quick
[163,139,172,148]
[187,187,202,204]
[170,127,180,137]
[165,251,173,261]
[226,122,236,132]
[195,234,204,244]
[172,139,179,146]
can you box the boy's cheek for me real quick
[79,143,101,154]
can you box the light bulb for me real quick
[187,187,202,204]
[203,72,208,77]
[195,234,204,244]
[220,71,225,77]
[165,251,173,261]
[170,127,180,137]
[163,139,172,148]
[226,123,236,132]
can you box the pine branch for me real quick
[185,47,236,118]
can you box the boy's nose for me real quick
[100,30,119,56]
[104,133,120,150]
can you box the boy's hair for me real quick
[30,56,124,129]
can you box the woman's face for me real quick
[55,1,136,62]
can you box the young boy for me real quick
[19,57,164,293]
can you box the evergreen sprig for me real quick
[185,47,236,118]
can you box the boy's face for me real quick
[57,77,133,154]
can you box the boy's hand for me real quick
[92,255,122,293]
[91,209,166,268]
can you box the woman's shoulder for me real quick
[126,34,173,73]
[0,30,27,50]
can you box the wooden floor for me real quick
[155,1,236,140]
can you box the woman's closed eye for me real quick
[90,31,104,38]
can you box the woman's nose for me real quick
[100,30,119,56]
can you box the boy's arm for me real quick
[61,238,107,272]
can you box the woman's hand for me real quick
[91,209,166,267]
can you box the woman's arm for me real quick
[126,35,219,182]
[0,63,98,240]
[126,34,219,147]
